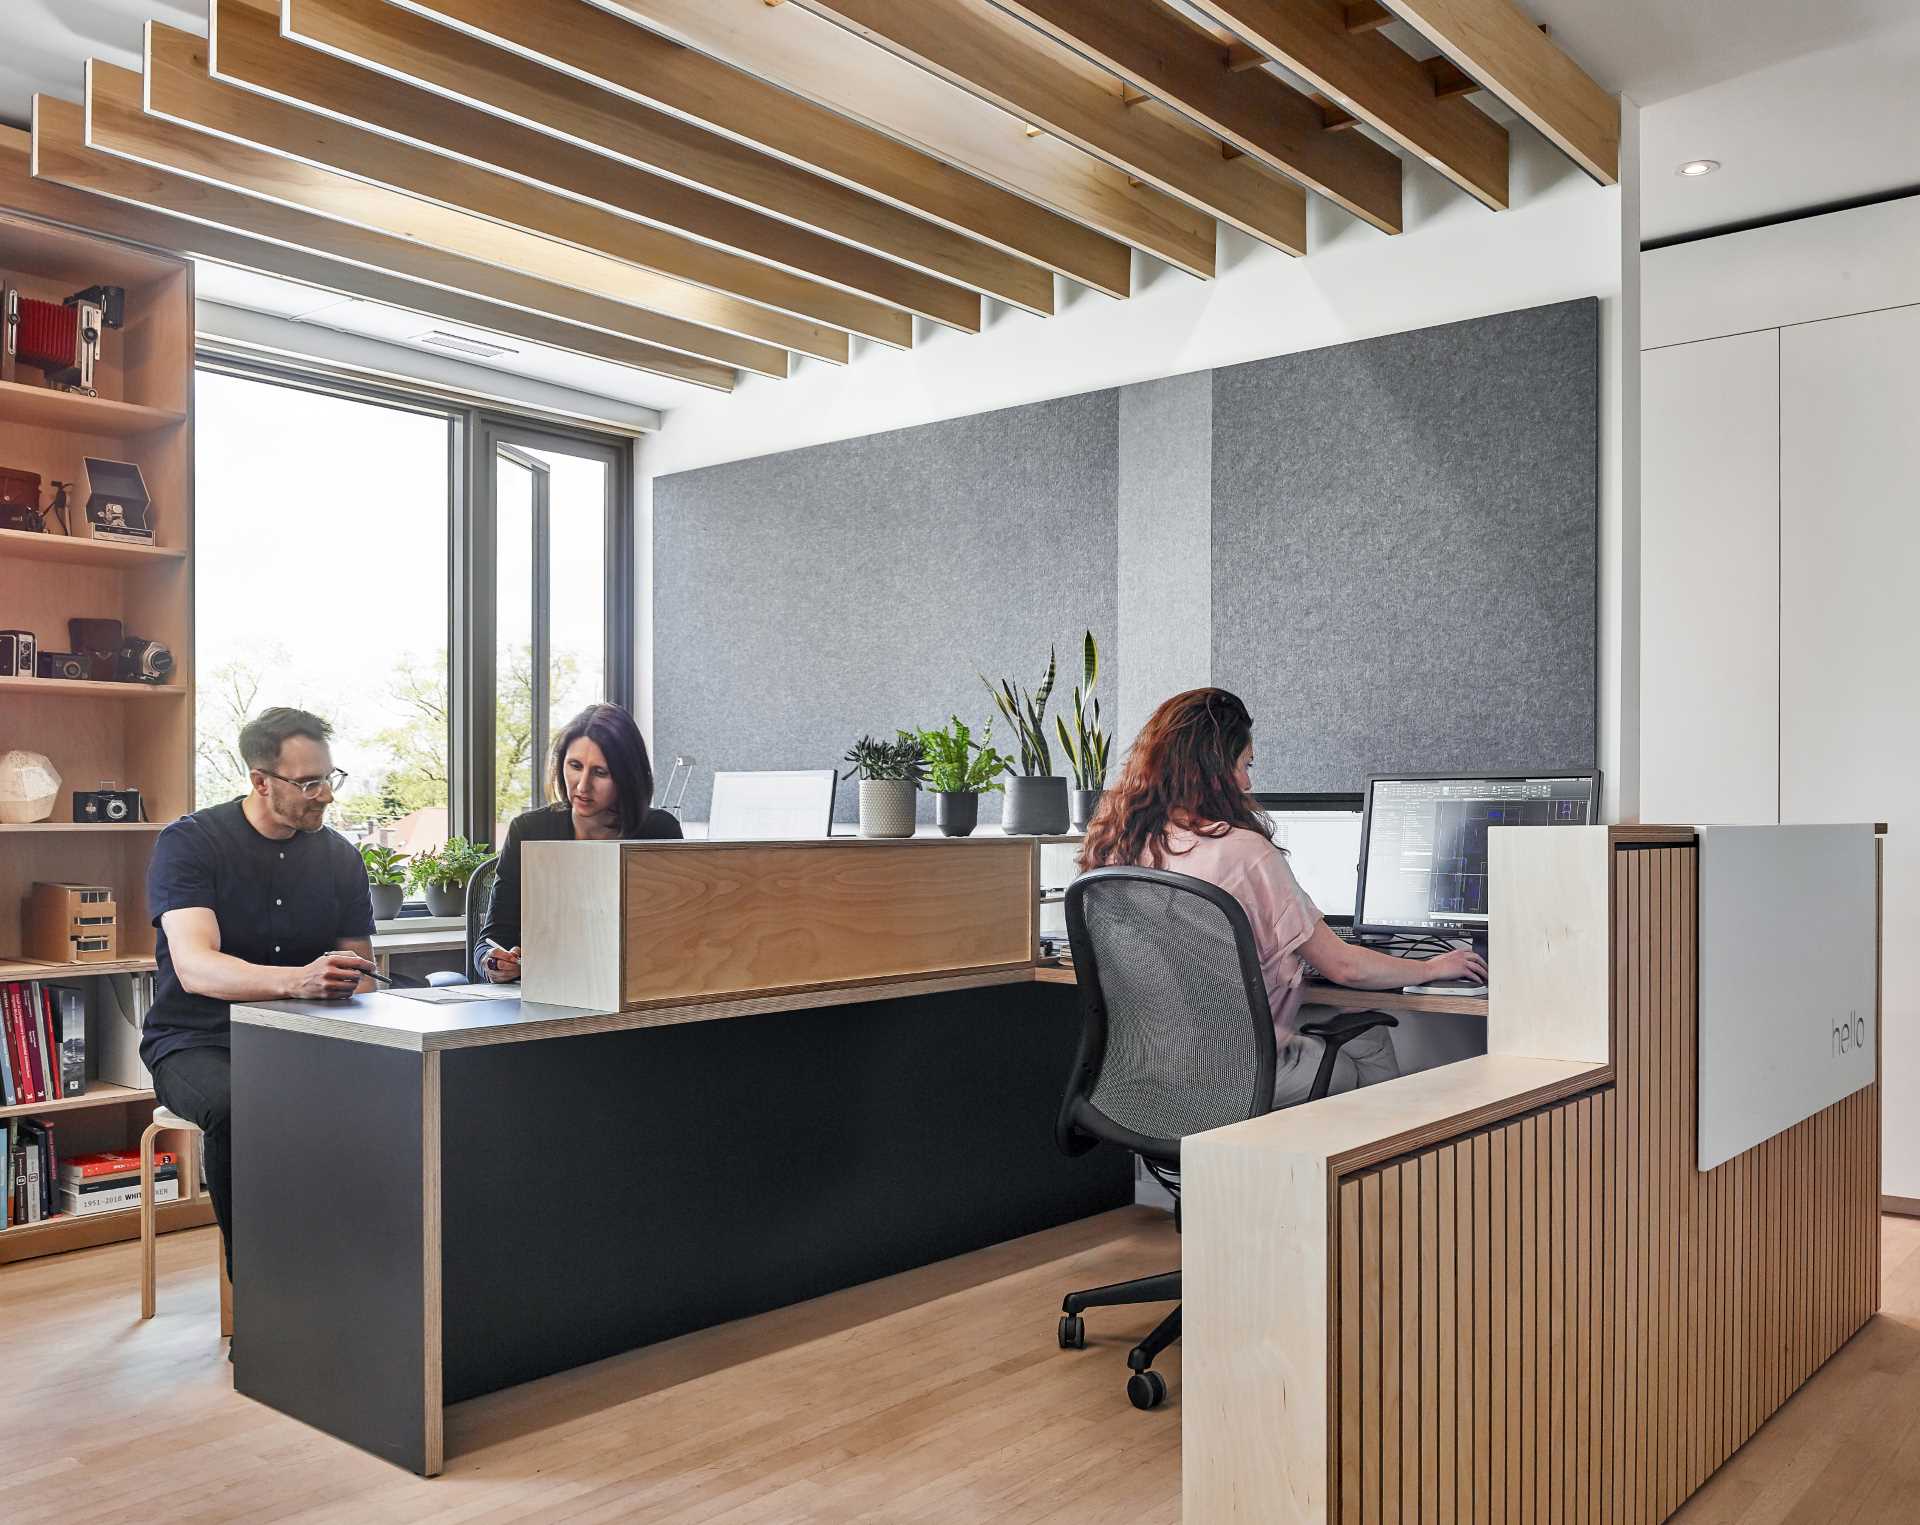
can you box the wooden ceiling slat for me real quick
[398,0,1131,298]
[284,0,1051,316]
[144,26,906,352]
[12,114,740,392]
[989,0,1402,235]
[1379,0,1620,184]
[782,0,1308,256]
[1185,0,1510,210]
[211,0,980,333]
[595,0,1218,277]
[86,57,843,365]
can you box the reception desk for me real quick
[229,836,1128,1475]
[1184,825,1884,1524]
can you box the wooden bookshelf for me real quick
[0,1080,152,1123]
[0,525,187,568]
[0,198,194,1263]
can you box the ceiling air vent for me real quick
[413,329,519,359]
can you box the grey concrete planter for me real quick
[1070,788,1105,833]
[369,882,405,921]
[1003,775,1068,835]
[424,882,466,918]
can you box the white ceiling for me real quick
[4,0,1917,402]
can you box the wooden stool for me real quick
[140,1106,232,1338]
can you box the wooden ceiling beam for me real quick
[989,0,1401,235]
[1184,0,1509,210]
[782,0,1306,256]
[395,0,1131,298]
[591,0,1217,277]
[87,56,843,366]
[281,0,1049,316]
[210,0,976,334]
[144,26,904,352]
[1378,0,1619,183]
[13,112,739,392]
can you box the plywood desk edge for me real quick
[232,965,1043,1052]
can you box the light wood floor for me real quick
[3,1211,1917,1523]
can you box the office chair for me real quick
[1056,866,1399,1410]
[425,856,502,987]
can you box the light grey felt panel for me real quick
[654,392,1119,825]
[1212,298,1598,793]
[1118,372,1211,754]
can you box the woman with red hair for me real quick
[1080,688,1485,1108]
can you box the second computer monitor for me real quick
[1253,792,1364,924]
[1356,773,1600,935]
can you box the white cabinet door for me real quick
[1641,330,1780,826]
[1781,303,1920,1198]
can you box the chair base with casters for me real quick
[1055,1008,1398,1410]
[140,1106,232,1339]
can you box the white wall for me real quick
[644,123,1637,810]
[1641,193,1920,1201]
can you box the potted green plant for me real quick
[359,842,409,922]
[406,834,495,918]
[914,715,1014,838]
[984,646,1067,835]
[844,733,924,838]
[1054,630,1111,833]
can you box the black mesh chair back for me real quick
[1059,866,1279,1169]
[462,856,501,982]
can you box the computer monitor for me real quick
[1253,792,1364,924]
[1355,772,1601,936]
[708,769,838,840]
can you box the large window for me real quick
[194,363,632,867]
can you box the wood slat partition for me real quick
[1329,842,1882,1523]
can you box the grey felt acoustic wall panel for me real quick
[1211,299,1598,793]
[653,391,1119,825]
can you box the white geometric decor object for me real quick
[0,749,61,822]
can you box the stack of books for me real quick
[1,980,85,1105]
[55,1148,178,1220]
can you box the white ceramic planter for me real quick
[858,779,918,838]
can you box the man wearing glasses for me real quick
[143,707,376,1336]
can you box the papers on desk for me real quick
[387,985,517,1005]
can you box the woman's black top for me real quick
[477,801,683,973]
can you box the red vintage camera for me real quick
[2,278,125,396]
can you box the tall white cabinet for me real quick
[1643,199,1920,1201]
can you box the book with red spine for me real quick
[60,1149,178,1181]
[4,984,36,1103]
[37,984,63,1101]
[18,986,48,1104]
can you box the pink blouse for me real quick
[1156,825,1324,1043]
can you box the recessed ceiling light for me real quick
[413,329,518,359]
[1677,159,1721,177]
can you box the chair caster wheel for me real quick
[1127,1370,1168,1410]
[1058,1314,1086,1350]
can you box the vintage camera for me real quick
[116,638,173,684]
[36,650,87,681]
[0,629,36,678]
[73,787,143,824]
[0,466,43,531]
[2,280,126,395]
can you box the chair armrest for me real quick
[425,970,466,988]
[1297,1009,1401,1045]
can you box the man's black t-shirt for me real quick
[142,798,375,1069]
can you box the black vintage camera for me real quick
[37,650,87,681]
[0,629,35,677]
[115,638,173,684]
[73,787,143,824]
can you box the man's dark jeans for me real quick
[150,1045,232,1279]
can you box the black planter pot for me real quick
[934,791,980,837]
[1070,788,1104,833]
[1003,775,1069,835]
